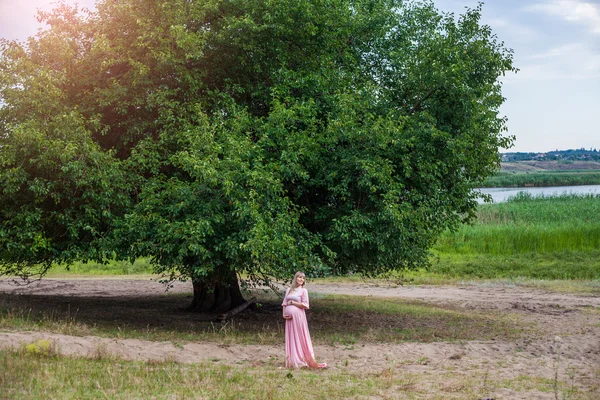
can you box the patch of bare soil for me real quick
[1,278,599,399]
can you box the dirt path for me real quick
[3,278,598,309]
[1,278,599,399]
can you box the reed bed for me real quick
[433,193,600,280]
[437,193,600,254]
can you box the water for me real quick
[477,185,600,203]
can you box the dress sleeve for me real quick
[300,288,310,309]
[282,288,290,307]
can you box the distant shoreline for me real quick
[500,160,600,172]
[481,161,600,187]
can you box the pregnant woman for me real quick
[282,271,327,369]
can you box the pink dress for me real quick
[282,287,327,369]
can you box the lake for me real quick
[477,185,600,203]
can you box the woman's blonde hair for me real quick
[291,271,306,289]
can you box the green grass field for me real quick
[432,193,600,281]
[47,258,153,276]
[0,349,387,400]
[3,347,590,400]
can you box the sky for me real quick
[0,0,598,153]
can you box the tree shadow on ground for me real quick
[0,291,289,341]
[0,285,523,345]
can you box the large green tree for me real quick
[0,0,514,312]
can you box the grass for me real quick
[311,295,524,344]
[475,193,600,225]
[437,193,600,255]
[482,171,600,187]
[432,193,600,281]
[0,348,382,400]
[0,291,526,346]
[429,252,600,281]
[1,348,595,400]
[46,258,154,276]
[313,270,600,295]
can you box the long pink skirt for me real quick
[284,306,327,369]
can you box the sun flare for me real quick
[0,0,96,41]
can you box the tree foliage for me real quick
[0,0,515,305]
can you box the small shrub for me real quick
[24,339,54,357]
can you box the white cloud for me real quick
[481,15,541,43]
[485,18,509,28]
[506,42,600,80]
[527,0,600,34]
[529,43,588,59]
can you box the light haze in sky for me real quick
[1,0,598,153]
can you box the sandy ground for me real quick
[1,278,599,399]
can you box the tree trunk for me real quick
[186,268,245,313]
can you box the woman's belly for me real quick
[284,305,303,319]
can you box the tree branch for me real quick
[408,87,439,115]
[216,297,256,321]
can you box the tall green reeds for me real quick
[433,193,600,279]
[437,193,600,255]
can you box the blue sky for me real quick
[1,0,598,152]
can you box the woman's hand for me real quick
[287,300,306,309]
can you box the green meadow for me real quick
[47,258,153,276]
[431,193,600,281]
[4,347,592,400]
